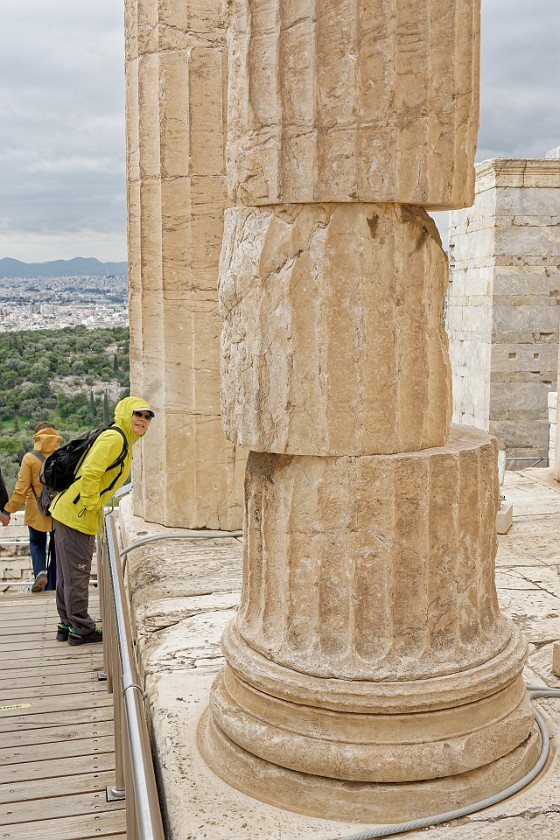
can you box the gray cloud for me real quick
[478,0,560,161]
[0,0,558,261]
[0,0,126,260]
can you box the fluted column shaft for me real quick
[125,0,246,528]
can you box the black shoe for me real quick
[68,627,103,646]
[56,623,71,641]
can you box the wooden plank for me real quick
[0,668,101,688]
[0,653,103,670]
[1,734,116,765]
[0,807,126,839]
[0,680,108,701]
[0,644,103,674]
[0,694,113,727]
[0,704,114,732]
[0,769,115,805]
[0,663,104,682]
[0,718,114,749]
[0,751,116,784]
[0,644,104,660]
[0,790,125,825]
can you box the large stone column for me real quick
[199,0,540,822]
[125,0,246,528]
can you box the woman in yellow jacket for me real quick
[51,396,154,646]
[0,422,62,592]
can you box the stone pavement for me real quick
[119,467,560,840]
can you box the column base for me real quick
[198,707,542,824]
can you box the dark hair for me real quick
[34,421,57,434]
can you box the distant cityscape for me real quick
[0,273,128,331]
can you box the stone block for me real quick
[125,57,140,181]
[495,226,560,261]
[160,47,226,177]
[490,382,553,416]
[220,203,451,456]
[475,158,560,193]
[158,0,226,49]
[491,344,558,375]
[137,53,161,178]
[492,266,560,297]
[236,425,504,681]
[161,176,228,294]
[492,302,559,344]
[496,502,513,535]
[495,185,560,219]
[227,0,480,208]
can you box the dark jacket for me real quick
[0,468,8,510]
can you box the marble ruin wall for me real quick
[125,0,246,529]
[198,0,541,822]
[447,158,560,464]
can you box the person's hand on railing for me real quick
[0,510,10,526]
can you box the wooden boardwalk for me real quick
[0,590,126,839]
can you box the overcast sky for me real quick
[0,0,558,263]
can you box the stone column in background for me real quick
[199,0,540,822]
[124,0,246,529]
[447,157,560,466]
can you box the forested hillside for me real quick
[0,326,130,491]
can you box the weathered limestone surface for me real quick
[125,0,246,528]
[200,0,541,823]
[227,0,480,209]
[200,427,538,818]
[447,158,560,463]
[220,203,451,455]
[117,474,560,837]
[235,427,507,680]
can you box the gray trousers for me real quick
[54,520,96,636]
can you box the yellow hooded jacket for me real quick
[4,426,62,531]
[50,396,152,535]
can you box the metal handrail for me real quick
[100,508,166,840]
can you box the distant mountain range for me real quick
[0,257,128,278]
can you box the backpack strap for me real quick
[29,451,47,499]
[72,426,129,505]
[99,426,129,498]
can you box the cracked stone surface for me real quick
[219,203,451,456]
[226,0,480,209]
[119,467,560,838]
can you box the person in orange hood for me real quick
[0,422,62,592]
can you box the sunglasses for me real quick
[133,411,153,421]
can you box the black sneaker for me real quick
[68,627,103,646]
[56,623,71,642]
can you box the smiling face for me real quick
[131,410,152,437]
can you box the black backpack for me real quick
[40,425,129,503]
[30,452,57,516]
